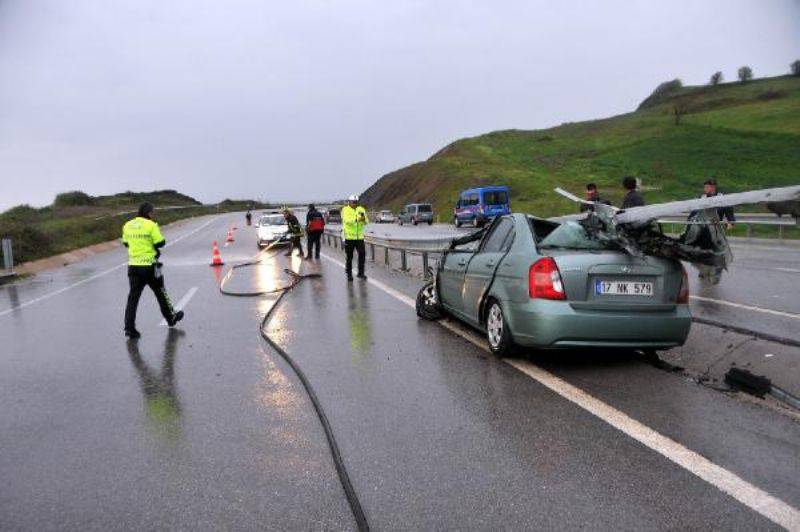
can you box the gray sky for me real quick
[1,0,798,210]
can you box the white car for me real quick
[256,214,290,248]
[376,210,395,223]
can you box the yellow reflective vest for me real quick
[342,205,368,240]
[122,217,165,266]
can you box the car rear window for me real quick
[417,204,432,212]
[537,221,621,251]
[483,191,508,205]
[260,216,285,226]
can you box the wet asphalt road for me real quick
[2,214,799,530]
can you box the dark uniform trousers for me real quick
[125,265,176,331]
[307,231,322,258]
[344,239,365,277]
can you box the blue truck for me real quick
[453,186,511,227]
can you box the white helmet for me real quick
[348,194,359,202]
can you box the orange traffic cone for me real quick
[210,241,224,266]
[226,230,235,243]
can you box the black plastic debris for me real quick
[724,368,771,398]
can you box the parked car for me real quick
[416,214,691,356]
[376,210,396,223]
[398,203,433,225]
[325,208,342,224]
[454,186,510,227]
[256,214,290,248]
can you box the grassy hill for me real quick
[361,75,800,220]
[0,190,268,264]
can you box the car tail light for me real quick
[529,258,566,300]
[677,265,689,303]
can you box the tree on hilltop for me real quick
[737,66,753,83]
[709,71,723,85]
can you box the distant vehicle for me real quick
[454,186,510,227]
[376,210,396,223]
[325,208,342,224]
[416,214,691,355]
[398,203,433,225]
[256,214,290,249]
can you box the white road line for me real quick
[0,216,220,318]
[775,267,800,274]
[319,250,800,530]
[159,286,198,326]
[690,295,800,320]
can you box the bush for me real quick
[637,79,683,109]
[737,66,753,83]
[791,60,800,77]
[53,191,94,207]
[0,204,40,223]
[0,221,52,264]
[709,71,723,85]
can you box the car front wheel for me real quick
[416,282,443,320]
[486,301,514,357]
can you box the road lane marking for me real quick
[159,286,198,326]
[690,295,800,320]
[319,250,800,530]
[0,216,220,318]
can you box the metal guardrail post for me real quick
[746,223,752,239]
[369,243,375,262]
[422,252,429,278]
[400,250,408,271]
[2,238,13,272]
[778,224,784,242]
[384,246,389,265]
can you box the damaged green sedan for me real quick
[416,214,691,356]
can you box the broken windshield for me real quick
[537,221,621,251]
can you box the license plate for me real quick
[595,280,653,296]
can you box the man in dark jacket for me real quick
[305,204,325,259]
[701,179,736,230]
[580,183,612,212]
[621,176,645,209]
[283,208,304,258]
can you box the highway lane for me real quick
[0,215,353,530]
[2,216,799,529]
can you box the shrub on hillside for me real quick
[709,71,723,85]
[0,204,40,223]
[0,221,51,264]
[637,79,683,109]
[737,66,753,83]
[791,60,800,77]
[54,190,94,207]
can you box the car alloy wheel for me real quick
[416,282,443,320]
[486,301,514,356]
[487,304,504,348]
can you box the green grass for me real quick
[362,75,800,221]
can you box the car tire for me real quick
[413,218,418,226]
[455,218,461,228]
[427,220,432,225]
[485,300,514,357]
[416,282,443,320]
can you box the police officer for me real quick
[342,195,368,281]
[122,202,183,338]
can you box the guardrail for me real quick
[323,230,448,278]
[323,216,798,278]
[1,238,15,279]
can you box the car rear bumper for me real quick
[505,299,692,348]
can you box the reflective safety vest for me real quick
[342,205,368,240]
[122,217,165,266]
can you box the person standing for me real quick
[701,178,736,230]
[283,208,304,257]
[342,195,368,281]
[305,204,325,259]
[621,176,645,209]
[580,183,611,212]
[122,202,184,339]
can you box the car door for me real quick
[461,217,515,325]
[438,250,474,319]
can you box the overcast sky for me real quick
[1,0,798,210]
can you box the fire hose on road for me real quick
[217,241,370,532]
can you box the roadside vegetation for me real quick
[361,73,800,224]
[0,190,270,264]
